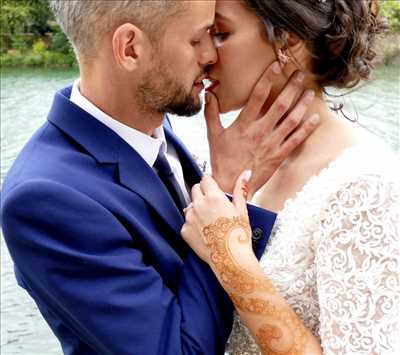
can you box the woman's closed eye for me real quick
[212,32,229,48]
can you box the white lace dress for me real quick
[226,142,400,355]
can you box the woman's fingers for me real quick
[191,183,204,202]
[237,61,281,126]
[278,114,320,156]
[204,90,224,141]
[199,174,224,196]
[181,219,210,264]
[258,70,305,133]
[232,170,252,215]
[250,112,319,193]
[271,89,316,144]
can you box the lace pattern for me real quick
[226,143,400,355]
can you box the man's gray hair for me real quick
[48,1,183,61]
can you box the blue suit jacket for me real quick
[1,86,276,355]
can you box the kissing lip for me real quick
[194,74,207,85]
[205,76,220,92]
[193,74,207,91]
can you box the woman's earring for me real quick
[277,48,291,65]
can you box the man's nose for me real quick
[199,33,218,67]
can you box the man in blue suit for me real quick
[1,1,317,354]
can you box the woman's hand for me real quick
[206,62,319,198]
[181,170,253,265]
[182,172,323,355]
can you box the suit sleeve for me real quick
[247,203,277,259]
[1,179,234,355]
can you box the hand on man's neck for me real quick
[79,65,165,136]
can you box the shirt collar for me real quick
[70,79,166,167]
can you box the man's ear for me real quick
[112,23,149,71]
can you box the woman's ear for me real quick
[275,30,304,58]
[286,32,301,48]
[287,33,306,57]
[284,32,309,68]
[112,23,149,71]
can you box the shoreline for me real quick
[1,34,399,69]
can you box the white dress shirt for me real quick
[70,79,191,205]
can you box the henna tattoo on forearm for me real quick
[229,293,307,354]
[202,216,309,355]
[202,216,275,294]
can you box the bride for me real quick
[182,0,399,354]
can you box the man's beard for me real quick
[137,58,203,117]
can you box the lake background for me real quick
[1,66,399,354]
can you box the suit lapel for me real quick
[117,142,185,232]
[47,87,185,234]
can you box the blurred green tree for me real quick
[381,0,400,32]
[0,0,398,67]
[0,0,75,67]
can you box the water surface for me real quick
[1,67,399,354]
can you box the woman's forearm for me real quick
[227,271,321,355]
[203,216,321,355]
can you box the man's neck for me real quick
[79,70,164,136]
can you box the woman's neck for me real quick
[288,95,332,154]
[252,94,360,212]
[283,94,357,164]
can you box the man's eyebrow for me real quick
[192,23,213,36]
[198,23,214,32]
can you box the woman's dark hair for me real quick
[242,0,388,89]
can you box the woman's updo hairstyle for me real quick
[242,0,388,89]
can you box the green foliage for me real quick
[1,0,398,68]
[1,0,52,34]
[0,0,76,67]
[32,39,46,54]
[0,47,77,68]
[0,49,25,67]
[381,0,400,32]
[0,1,33,36]
[47,24,75,59]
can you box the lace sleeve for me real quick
[315,175,400,355]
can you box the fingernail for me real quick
[310,114,320,124]
[242,170,252,182]
[241,184,249,199]
[296,72,305,83]
[304,90,315,102]
[205,92,210,104]
[272,61,281,74]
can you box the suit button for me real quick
[252,227,263,241]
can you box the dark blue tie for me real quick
[154,151,187,213]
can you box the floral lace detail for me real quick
[226,143,400,354]
[315,176,400,354]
